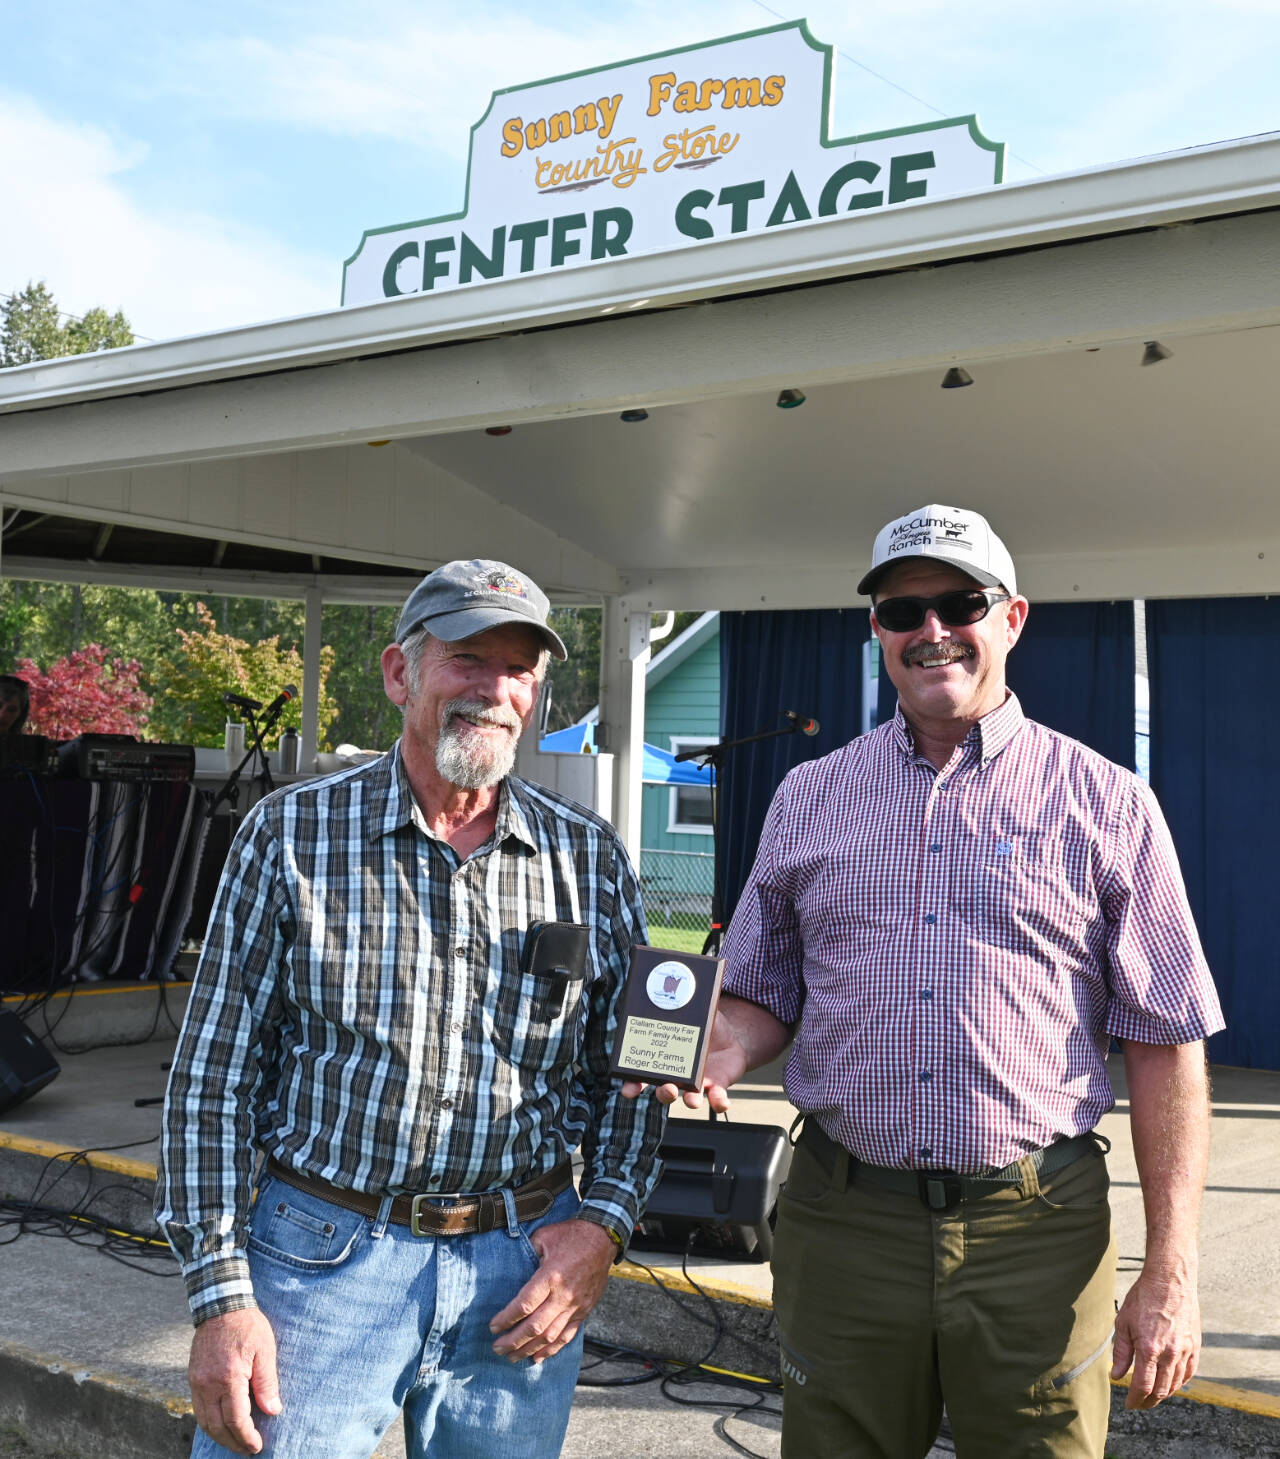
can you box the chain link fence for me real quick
[639,847,715,952]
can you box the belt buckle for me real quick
[409,1190,467,1237]
[918,1170,963,1212]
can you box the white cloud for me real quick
[0,92,337,343]
[170,4,785,155]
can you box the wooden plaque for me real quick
[609,944,726,1092]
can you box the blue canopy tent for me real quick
[538,724,714,787]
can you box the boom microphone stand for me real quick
[207,689,296,821]
[674,710,818,957]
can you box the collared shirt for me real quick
[157,744,664,1323]
[722,694,1224,1173]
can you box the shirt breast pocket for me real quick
[489,966,589,1074]
[969,835,1091,954]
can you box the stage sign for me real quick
[341,19,1004,306]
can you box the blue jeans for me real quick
[192,1176,584,1459]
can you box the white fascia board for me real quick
[645,611,720,689]
[3,132,1280,415]
[0,553,605,605]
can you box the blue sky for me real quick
[3,0,1278,344]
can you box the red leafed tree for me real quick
[17,645,153,740]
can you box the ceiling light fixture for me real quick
[776,388,807,409]
[620,409,650,423]
[484,425,513,436]
[941,367,974,389]
[1141,340,1173,366]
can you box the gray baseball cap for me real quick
[858,504,1018,597]
[395,559,567,659]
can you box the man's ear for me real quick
[1004,596,1030,650]
[382,643,410,706]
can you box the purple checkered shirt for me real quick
[722,694,1224,1173]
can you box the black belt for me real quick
[799,1122,1100,1213]
[265,1157,572,1236]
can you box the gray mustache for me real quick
[441,698,522,733]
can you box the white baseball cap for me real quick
[858,505,1017,597]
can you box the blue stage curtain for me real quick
[876,600,1136,767]
[1147,597,1280,1070]
[719,609,870,925]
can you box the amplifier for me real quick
[630,1119,793,1261]
[0,1010,60,1114]
[58,734,195,783]
[0,734,58,778]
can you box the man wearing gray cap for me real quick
[635,508,1223,1458]
[158,559,663,1459]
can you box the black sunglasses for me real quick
[873,588,1011,633]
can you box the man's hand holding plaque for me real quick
[610,946,725,1094]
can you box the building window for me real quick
[667,736,715,835]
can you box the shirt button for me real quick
[439,1096,454,1110]
[929,843,942,854]
[451,1020,463,1034]
[427,1174,441,1188]
[920,1071,933,1082]
[454,946,467,958]
[920,1146,933,1160]
[920,989,934,1001]
[923,913,938,926]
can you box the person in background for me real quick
[0,675,30,734]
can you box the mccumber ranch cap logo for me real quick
[887,514,974,557]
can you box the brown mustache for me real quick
[901,643,975,667]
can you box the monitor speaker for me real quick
[630,1118,792,1261]
[0,1010,61,1114]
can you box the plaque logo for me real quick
[646,960,696,1010]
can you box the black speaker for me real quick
[630,1119,792,1261]
[0,1010,61,1113]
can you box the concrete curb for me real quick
[0,1339,195,1459]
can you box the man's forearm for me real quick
[717,994,793,1073]
[1113,1037,1211,1406]
[1124,1038,1211,1270]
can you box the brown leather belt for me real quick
[265,1157,572,1236]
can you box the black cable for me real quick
[0,1136,179,1276]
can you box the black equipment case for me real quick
[630,1118,792,1261]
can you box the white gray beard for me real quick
[434,705,520,789]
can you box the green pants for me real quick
[772,1135,1116,1459]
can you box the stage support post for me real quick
[302,586,323,773]
[598,597,649,863]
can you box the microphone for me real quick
[223,691,263,712]
[784,710,821,737]
[261,685,299,722]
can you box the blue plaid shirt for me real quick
[156,744,664,1323]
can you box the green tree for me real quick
[0,280,134,368]
[151,603,336,748]
[321,602,402,749]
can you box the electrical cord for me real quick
[577,1232,784,1458]
[0,1137,179,1277]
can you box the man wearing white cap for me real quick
[159,559,664,1459]
[637,508,1223,1458]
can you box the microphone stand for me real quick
[207,703,281,821]
[674,717,807,959]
